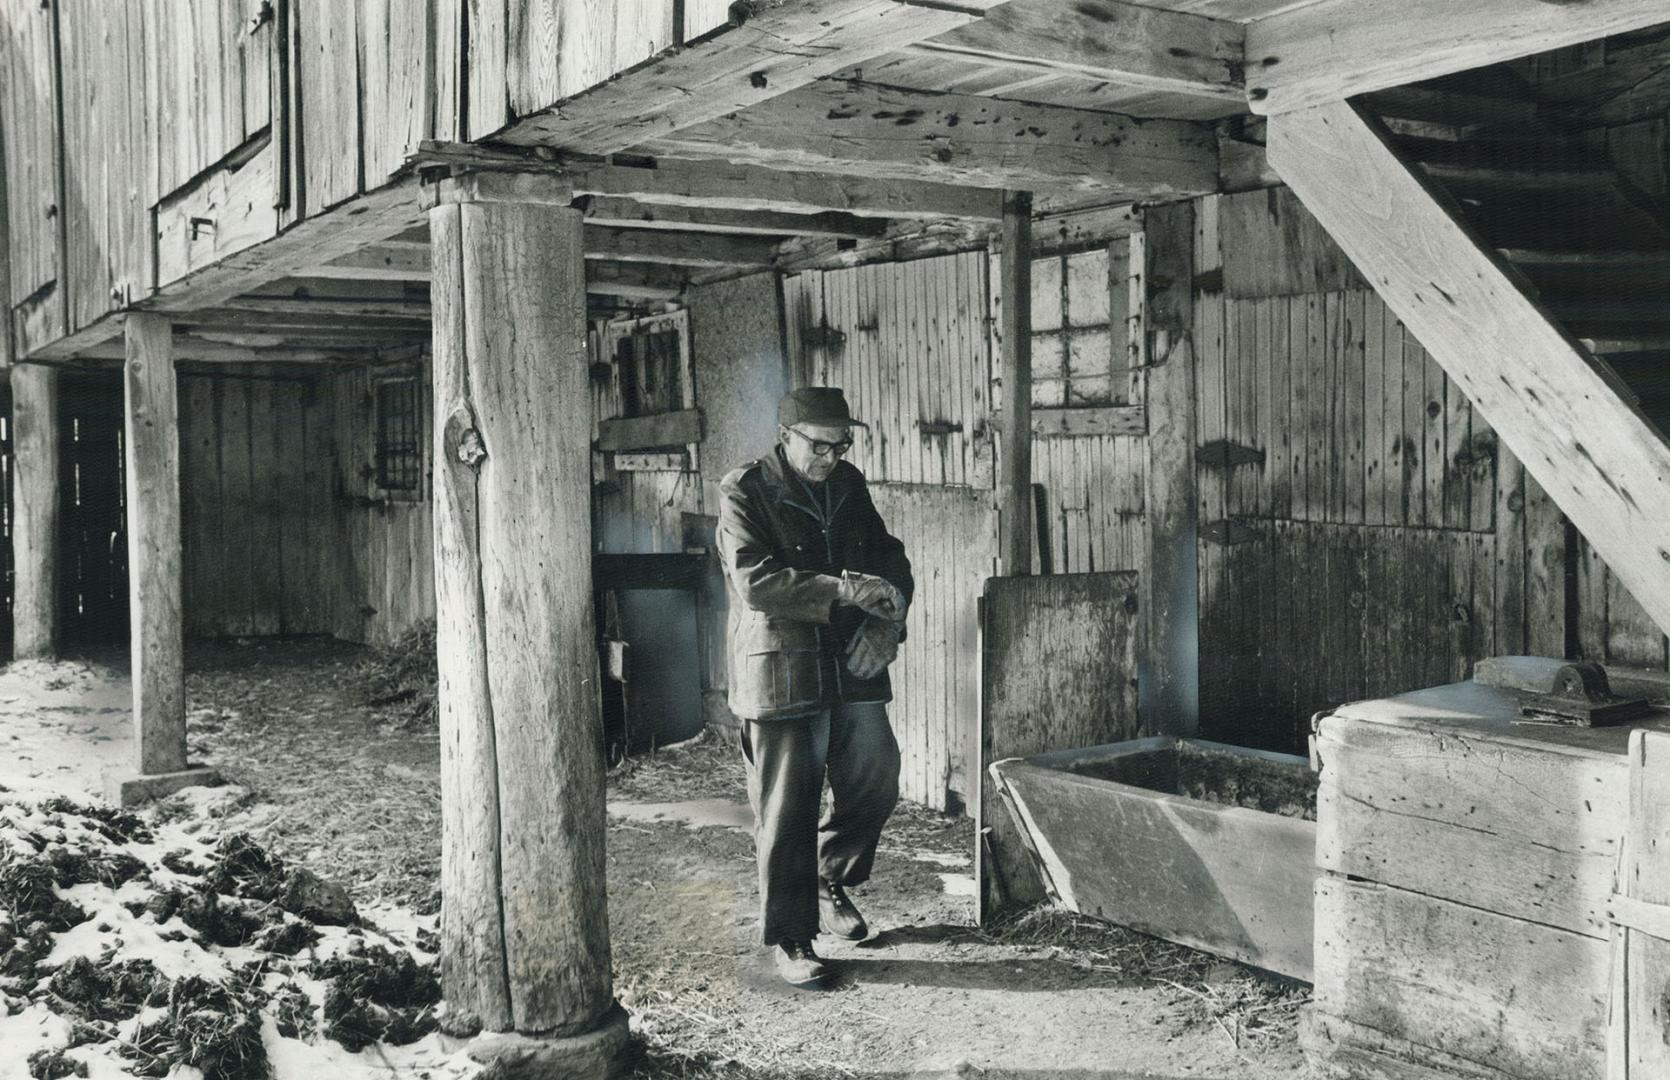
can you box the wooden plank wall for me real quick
[178,367,336,638]
[2,1,65,351]
[871,483,994,813]
[1026,242,1146,575]
[784,252,993,488]
[469,1,678,140]
[1193,188,1584,754]
[328,361,435,646]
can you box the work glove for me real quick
[845,617,901,679]
[835,571,905,621]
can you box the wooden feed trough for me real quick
[988,736,1317,981]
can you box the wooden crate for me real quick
[990,736,1317,980]
[1306,677,1670,1080]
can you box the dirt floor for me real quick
[5,638,1314,1079]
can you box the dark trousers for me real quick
[740,702,901,946]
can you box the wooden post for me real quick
[429,189,627,1071]
[1141,202,1201,736]
[106,313,217,805]
[997,190,1033,576]
[10,364,58,659]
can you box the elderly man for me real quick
[716,386,914,987]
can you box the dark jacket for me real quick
[716,446,914,720]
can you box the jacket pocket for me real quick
[732,614,823,715]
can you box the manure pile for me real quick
[0,788,453,1080]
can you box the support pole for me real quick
[997,190,1033,576]
[430,189,626,1075]
[11,364,58,659]
[107,313,217,805]
[1140,202,1200,736]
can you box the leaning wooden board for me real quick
[1305,677,1670,1080]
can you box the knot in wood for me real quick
[456,427,487,468]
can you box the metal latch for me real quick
[1514,661,1651,727]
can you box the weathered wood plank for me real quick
[359,0,431,187]
[1314,874,1608,1080]
[1031,404,1145,438]
[597,408,704,452]
[155,139,282,290]
[1621,729,1670,1078]
[979,571,1142,920]
[2,0,62,343]
[1314,705,1628,938]
[1247,0,1670,116]
[1268,100,1670,640]
[923,0,1243,102]
[645,80,1219,198]
[495,0,994,153]
[299,0,362,211]
[124,314,187,775]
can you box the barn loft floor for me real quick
[0,641,1311,1079]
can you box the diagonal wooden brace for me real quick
[1267,99,1670,640]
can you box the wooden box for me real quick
[989,736,1317,980]
[1305,676,1670,1080]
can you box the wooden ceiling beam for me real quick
[580,196,891,238]
[1268,98,1670,636]
[642,79,1219,197]
[430,162,1007,220]
[492,0,1003,155]
[915,0,1244,103]
[585,228,778,267]
[76,335,385,364]
[1246,0,1670,115]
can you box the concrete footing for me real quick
[465,1004,631,1079]
[102,764,221,807]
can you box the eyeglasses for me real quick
[786,426,854,458]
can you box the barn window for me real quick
[374,376,422,492]
[604,310,693,419]
[1030,239,1139,408]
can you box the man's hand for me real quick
[845,618,900,679]
[835,571,905,621]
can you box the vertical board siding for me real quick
[298,0,362,212]
[1196,185,1662,754]
[871,483,995,813]
[3,0,63,340]
[506,0,675,124]
[358,0,432,188]
[178,368,336,639]
[788,252,992,489]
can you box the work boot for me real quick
[819,878,868,940]
[774,940,828,986]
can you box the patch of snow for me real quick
[0,1004,73,1080]
[939,872,977,897]
[909,850,971,868]
[608,798,752,831]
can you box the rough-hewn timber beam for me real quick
[580,197,890,238]
[429,164,1007,221]
[919,0,1244,103]
[1246,0,1670,115]
[643,80,1219,197]
[1267,99,1670,637]
[494,0,1003,153]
